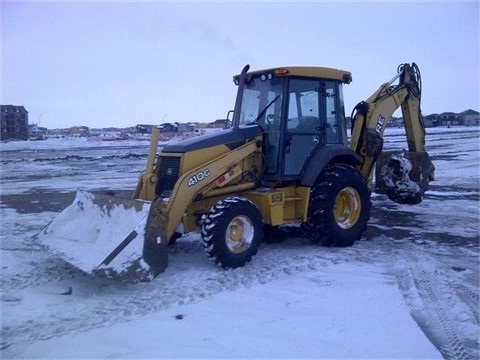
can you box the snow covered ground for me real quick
[1,127,478,359]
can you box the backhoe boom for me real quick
[349,63,434,204]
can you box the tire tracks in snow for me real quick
[393,244,479,360]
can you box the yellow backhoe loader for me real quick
[37,63,435,281]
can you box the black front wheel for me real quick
[303,164,371,247]
[201,197,263,269]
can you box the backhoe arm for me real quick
[349,63,434,204]
[350,63,425,178]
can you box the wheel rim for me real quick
[334,187,361,229]
[225,215,254,254]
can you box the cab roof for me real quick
[235,66,352,84]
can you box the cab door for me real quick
[282,78,342,177]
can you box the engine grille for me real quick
[156,156,181,198]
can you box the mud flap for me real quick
[375,150,435,205]
[35,189,155,281]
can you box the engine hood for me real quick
[162,125,263,153]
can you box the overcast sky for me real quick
[2,1,479,129]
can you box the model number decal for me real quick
[375,115,385,134]
[187,169,211,187]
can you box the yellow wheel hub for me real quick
[334,187,361,229]
[225,216,254,254]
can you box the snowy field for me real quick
[1,127,479,359]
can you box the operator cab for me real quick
[233,67,352,182]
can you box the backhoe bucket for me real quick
[375,150,435,205]
[35,189,168,281]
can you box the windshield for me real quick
[239,76,284,126]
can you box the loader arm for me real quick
[143,138,262,273]
[349,63,434,203]
[132,128,161,200]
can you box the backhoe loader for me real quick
[37,63,435,281]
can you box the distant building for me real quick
[424,110,479,127]
[354,109,480,129]
[210,119,231,128]
[28,124,48,140]
[68,126,89,136]
[461,109,480,126]
[388,116,403,127]
[177,123,195,133]
[159,122,178,133]
[423,114,438,127]
[136,124,157,134]
[1,105,29,140]
[440,112,461,126]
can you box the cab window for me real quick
[325,81,341,144]
[287,79,320,133]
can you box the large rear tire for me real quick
[303,164,371,247]
[201,197,263,269]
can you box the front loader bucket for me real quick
[375,150,435,205]
[35,189,168,281]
